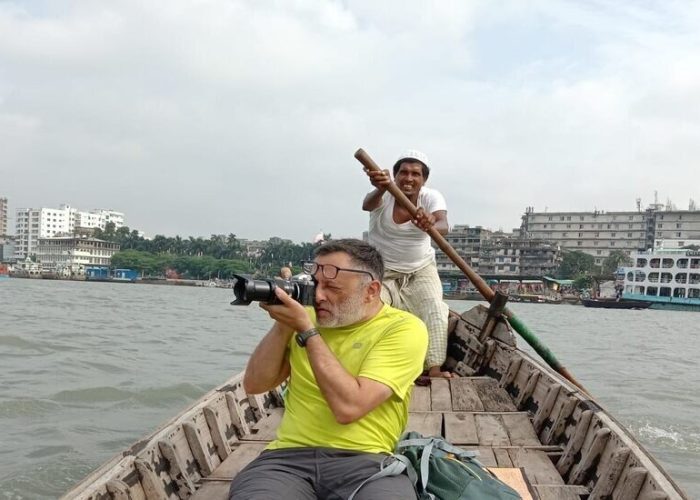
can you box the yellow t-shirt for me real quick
[267,304,428,454]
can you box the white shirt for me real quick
[368,187,447,273]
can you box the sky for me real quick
[2,0,700,243]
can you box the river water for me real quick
[1,279,698,498]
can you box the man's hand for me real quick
[260,287,314,333]
[364,168,392,190]
[412,207,436,232]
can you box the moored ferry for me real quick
[622,249,700,311]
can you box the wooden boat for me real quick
[62,303,688,499]
[581,298,652,310]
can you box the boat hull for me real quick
[581,298,652,309]
[61,304,689,500]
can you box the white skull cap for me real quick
[393,149,430,171]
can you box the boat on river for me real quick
[62,302,689,499]
[622,249,700,312]
[581,297,652,310]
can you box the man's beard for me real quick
[315,287,367,328]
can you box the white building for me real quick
[90,209,125,229]
[35,236,120,276]
[521,206,700,267]
[0,197,7,236]
[14,204,126,259]
[521,207,648,266]
[652,211,700,250]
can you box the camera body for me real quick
[231,274,315,306]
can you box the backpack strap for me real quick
[347,454,417,500]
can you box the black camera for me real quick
[231,274,315,306]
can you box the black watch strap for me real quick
[296,328,320,347]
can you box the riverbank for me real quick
[4,275,233,288]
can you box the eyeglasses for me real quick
[301,261,375,281]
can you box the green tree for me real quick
[601,250,632,276]
[556,250,596,279]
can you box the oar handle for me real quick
[354,148,590,395]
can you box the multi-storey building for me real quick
[434,225,492,273]
[652,210,700,249]
[479,236,561,277]
[90,209,125,229]
[0,237,15,261]
[520,207,648,267]
[434,225,560,278]
[521,206,700,266]
[35,236,120,276]
[14,204,126,259]
[0,197,7,236]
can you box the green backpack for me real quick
[349,432,522,500]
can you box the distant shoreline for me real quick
[5,275,233,288]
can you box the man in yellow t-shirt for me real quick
[229,239,428,500]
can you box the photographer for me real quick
[229,239,427,500]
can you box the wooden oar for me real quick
[355,148,589,395]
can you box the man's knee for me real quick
[351,474,417,500]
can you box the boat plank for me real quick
[444,412,478,445]
[210,443,268,479]
[430,378,452,411]
[493,447,514,467]
[487,468,535,500]
[190,481,229,500]
[408,385,431,412]
[473,378,517,411]
[239,407,283,441]
[450,378,485,411]
[508,448,565,485]
[475,414,510,446]
[534,485,588,500]
[462,446,498,467]
[502,413,540,446]
[407,412,442,437]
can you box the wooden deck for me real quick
[193,376,589,500]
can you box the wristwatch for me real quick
[296,327,320,347]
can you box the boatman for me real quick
[362,149,452,378]
[229,239,427,499]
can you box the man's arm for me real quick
[262,288,393,424]
[413,208,449,236]
[432,209,449,235]
[305,335,393,424]
[362,169,391,212]
[242,320,293,394]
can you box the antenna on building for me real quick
[689,198,696,211]
[636,198,641,212]
[654,190,658,206]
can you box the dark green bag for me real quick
[396,432,522,500]
[348,432,522,500]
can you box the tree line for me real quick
[95,223,325,279]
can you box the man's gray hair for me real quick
[314,239,384,282]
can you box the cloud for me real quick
[1,0,699,241]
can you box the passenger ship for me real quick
[622,249,700,311]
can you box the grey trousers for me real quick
[228,447,416,500]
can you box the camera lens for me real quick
[231,274,315,306]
